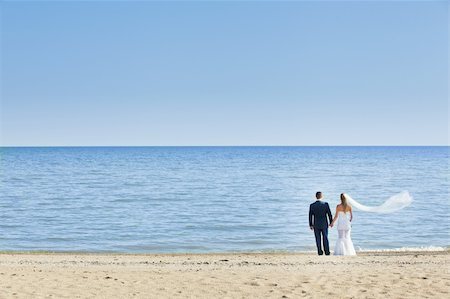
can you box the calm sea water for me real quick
[0,146,448,253]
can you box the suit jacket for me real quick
[309,200,333,229]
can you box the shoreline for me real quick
[0,246,448,256]
[1,251,449,298]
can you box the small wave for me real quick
[356,246,447,252]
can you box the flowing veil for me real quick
[343,191,413,213]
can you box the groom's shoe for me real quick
[325,252,330,256]
[318,251,324,256]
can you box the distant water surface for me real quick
[0,147,448,252]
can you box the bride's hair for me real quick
[340,193,350,210]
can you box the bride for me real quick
[329,191,413,256]
[330,193,356,256]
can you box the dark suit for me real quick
[309,200,333,255]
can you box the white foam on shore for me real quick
[252,246,449,254]
[356,246,447,252]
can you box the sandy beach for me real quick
[0,251,448,298]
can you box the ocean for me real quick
[0,146,448,253]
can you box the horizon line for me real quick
[0,145,448,148]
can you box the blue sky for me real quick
[1,1,448,146]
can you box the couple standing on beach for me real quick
[309,191,356,256]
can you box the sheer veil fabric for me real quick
[343,191,413,213]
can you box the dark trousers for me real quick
[314,227,330,255]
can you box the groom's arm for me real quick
[309,205,313,230]
[326,203,333,224]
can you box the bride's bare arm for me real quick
[349,206,353,222]
[330,206,339,227]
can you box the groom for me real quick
[309,192,333,255]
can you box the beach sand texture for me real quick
[0,251,448,298]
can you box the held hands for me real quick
[310,226,314,231]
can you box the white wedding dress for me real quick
[334,211,356,256]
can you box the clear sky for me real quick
[1,0,448,146]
